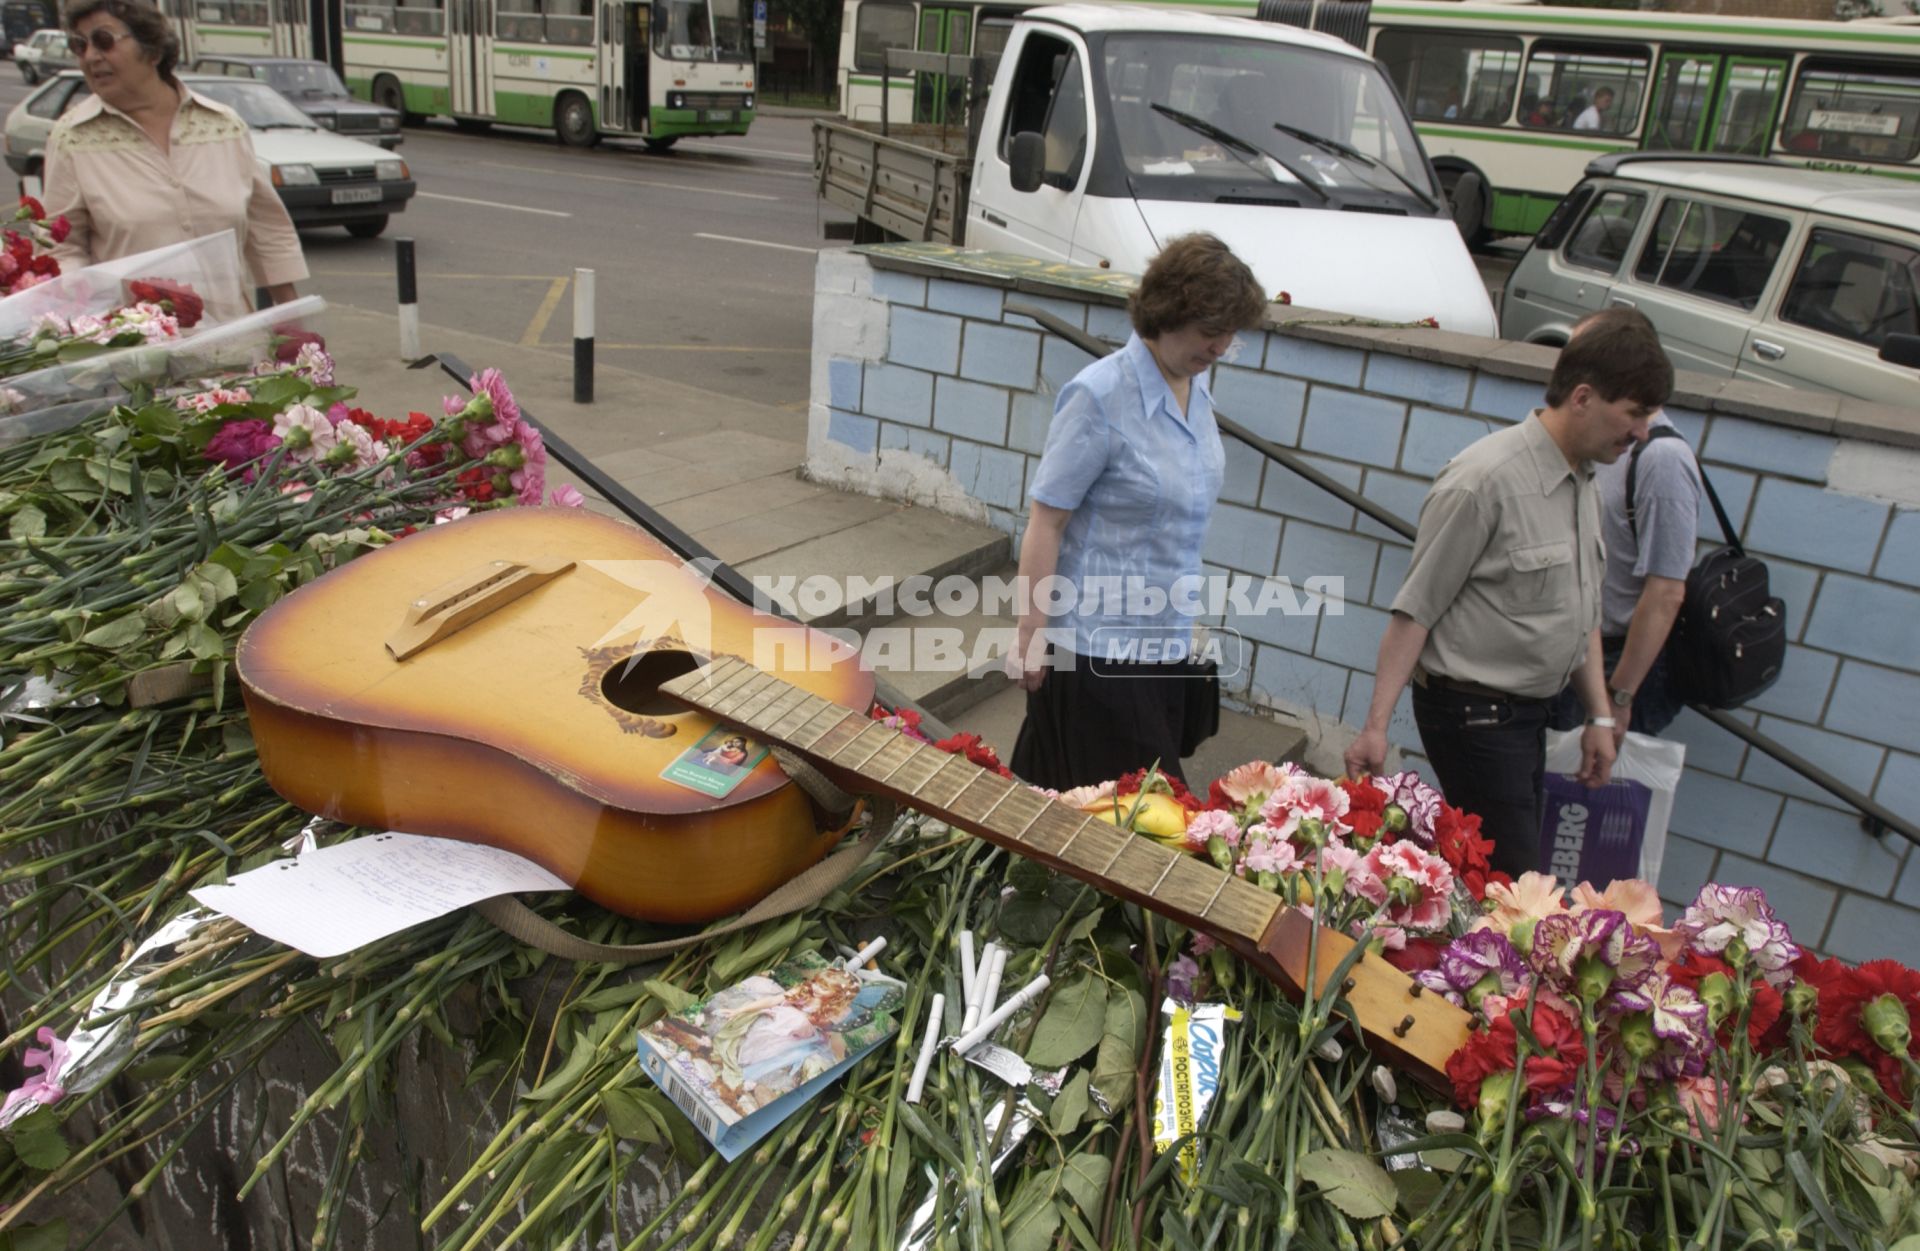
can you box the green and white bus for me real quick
[167,0,757,149]
[837,0,1920,238]
[1366,0,1920,240]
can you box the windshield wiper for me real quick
[1147,102,1329,203]
[1271,120,1440,213]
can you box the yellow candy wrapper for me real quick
[1151,1000,1241,1184]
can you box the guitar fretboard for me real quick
[660,656,1282,946]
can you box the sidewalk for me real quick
[323,303,1306,778]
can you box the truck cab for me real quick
[968,5,1494,333]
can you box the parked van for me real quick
[815,5,1497,334]
[1501,154,1920,404]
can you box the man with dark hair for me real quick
[1550,312,1699,745]
[1345,308,1673,876]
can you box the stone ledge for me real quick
[860,243,1920,451]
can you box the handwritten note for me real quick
[190,832,569,957]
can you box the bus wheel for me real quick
[1440,168,1488,250]
[373,75,421,126]
[556,93,599,148]
[454,118,492,134]
[643,136,678,153]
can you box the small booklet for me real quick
[637,950,905,1160]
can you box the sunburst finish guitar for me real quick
[236,508,875,924]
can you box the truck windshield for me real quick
[1100,34,1437,210]
[654,0,751,63]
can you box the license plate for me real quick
[331,186,382,205]
[704,109,734,122]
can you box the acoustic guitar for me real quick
[658,657,1470,1087]
[236,508,875,924]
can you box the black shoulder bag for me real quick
[1626,427,1787,709]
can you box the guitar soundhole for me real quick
[601,648,703,719]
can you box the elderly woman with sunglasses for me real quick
[42,0,307,319]
[1008,233,1267,791]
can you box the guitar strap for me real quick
[470,745,896,964]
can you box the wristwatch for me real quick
[1610,685,1634,708]
[1587,716,1618,729]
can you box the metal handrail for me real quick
[420,353,953,739]
[1002,303,1920,848]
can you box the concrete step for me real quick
[865,562,1020,721]
[948,682,1310,794]
[740,510,1011,631]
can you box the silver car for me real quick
[1500,155,1920,404]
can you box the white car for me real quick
[3,72,416,238]
[12,28,70,84]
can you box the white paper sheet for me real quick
[190,832,569,957]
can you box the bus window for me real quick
[1710,61,1785,156]
[975,12,1018,68]
[1782,60,1920,164]
[546,0,591,45]
[392,0,444,36]
[497,0,544,42]
[1524,42,1649,135]
[1373,29,1521,125]
[854,2,914,74]
[654,0,749,60]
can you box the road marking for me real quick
[596,343,809,352]
[693,233,817,255]
[309,270,575,280]
[520,275,571,346]
[417,191,573,217]
[678,141,810,163]
[475,159,779,200]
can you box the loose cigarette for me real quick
[978,947,1007,1019]
[959,931,977,1004]
[951,974,1050,1054]
[847,936,886,970]
[960,941,997,1033]
[904,992,945,1104]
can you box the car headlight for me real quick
[318,116,335,129]
[376,159,407,181]
[379,115,399,130]
[272,164,319,187]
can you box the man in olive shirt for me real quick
[1344,310,1674,876]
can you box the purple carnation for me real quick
[1676,884,1799,987]
[1531,909,1660,1002]
[1416,929,1529,1008]
[1610,971,1712,1079]
[204,419,283,481]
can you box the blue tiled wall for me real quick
[810,249,1920,960]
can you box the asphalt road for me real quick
[0,68,1518,414]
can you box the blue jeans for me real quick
[1548,636,1684,737]
[1413,681,1551,879]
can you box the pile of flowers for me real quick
[0,196,68,298]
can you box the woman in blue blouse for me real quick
[1010,234,1266,790]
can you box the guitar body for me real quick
[236,508,875,923]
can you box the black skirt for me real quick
[1010,648,1193,791]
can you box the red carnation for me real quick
[1671,950,1784,1051]
[1519,996,1588,1099]
[1813,959,1920,1102]
[28,254,56,276]
[18,195,45,220]
[1115,767,1204,813]
[1433,803,1500,900]
[273,327,326,363]
[1384,935,1444,976]
[128,278,205,328]
[48,215,69,243]
[933,731,1010,778]
[1446,1012,1517,1109]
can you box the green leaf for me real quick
[1298,1148,1396,1220]
[80,613,146,650]
[7,505,46,540]
[522,1030,600,1102]
[1090,984,1146,1116]
[643,979,697,1015]
[633,1087,706,1163]
[1060,1151,1108,1221]
[251,375,307,408]
[1026,974,1107,1068]
[1004,1169,1066,1251]
[0,1217,69,1251]
[8,1107,70,1171]
[710,915,805,983]
[996,896,1063,946]
[185,621,225,660]
[1390,1168,1445,1215]
[191,562,240,604]
[599,1087,663,1144]
[83,456,133,494]
[47,461,91,495]
[1007,859,1053,898]
[171,581,205,622]
[1051,1068,1091,1136]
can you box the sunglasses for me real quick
[67,28,136,56]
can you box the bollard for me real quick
[395,237,420,360]
[573,267,594,404]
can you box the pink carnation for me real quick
[549,484,585,508]
[1351,840,1454,933]
[1241,826,1299,876]
[1186,808,1241,849]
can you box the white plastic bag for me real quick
[1539,730,1687,889]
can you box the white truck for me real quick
[814,4,1498,334]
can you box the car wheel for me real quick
[1440,168,1489,251]
[20,64,34,84]
[346,216,388,239]
[555,92,598,148]
[642,135,678,153]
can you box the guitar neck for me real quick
[660,657,1467,1086]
